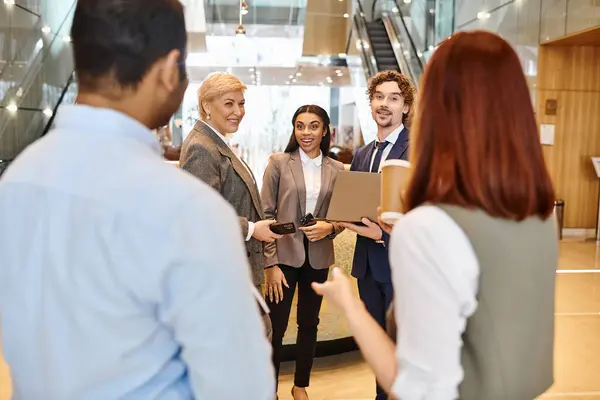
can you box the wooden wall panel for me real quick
[538,45,600,228]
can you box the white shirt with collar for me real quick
[0,105,274,399]
[369,123,404,172]
[201,120,256,241]
[299,148,323,215]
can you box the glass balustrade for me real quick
[0,0,76,160]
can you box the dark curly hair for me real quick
[367,70,416,124]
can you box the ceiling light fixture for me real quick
[404,0,411,3]
[240,1,249,15]
[343,13,349,18]
[6,102,17,113]
[477,11,491,19]
[3,0,15,5]
[236,0,247,36]
[41,26,51,34]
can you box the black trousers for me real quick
[266,241,329,388]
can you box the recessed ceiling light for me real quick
[295,72,302,77]
[404,0,411,3]
[3,0,15,5]
[477,11,490,19]
[41,26,51,34]
[43,108,53,117]
[343,13,349,18]
[6,103,17,113]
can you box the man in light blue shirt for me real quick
[0,0,274,398]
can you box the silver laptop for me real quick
[322,171,381,223]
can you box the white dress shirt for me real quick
[201,120,256,241]
[370,123,404,172]
[389,205,480,400]
[0,105,274,399]
[299,149,322,215]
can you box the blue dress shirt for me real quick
[0,105,274,399]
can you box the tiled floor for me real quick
[2,239,600,399]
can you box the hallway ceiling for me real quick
[187,65,351,87]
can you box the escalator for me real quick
[0,0,77,176]
[366,19,400,72]
[352,0,424,86]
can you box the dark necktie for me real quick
[371,141,389,173]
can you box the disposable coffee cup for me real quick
[380,159,410,225]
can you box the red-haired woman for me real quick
[313,30,558,400]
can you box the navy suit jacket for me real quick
[350,127,409,283]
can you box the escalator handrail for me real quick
[381,14,416,84]
[371,0,380,20]
[353,0,379,78]
[393,0,424,71]
[353,14,377,79]
[41,72,75,137]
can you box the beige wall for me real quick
[302,0,352,56]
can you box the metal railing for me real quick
[352,0,379,80]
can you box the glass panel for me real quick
[0,108,48,159]
[2,4,73,110]
[540,0,568,42]
[18,0,76,34]
[434,0,454,44]
[566,0,600,35]
[0,3,43,98]
[0,0,75,160]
